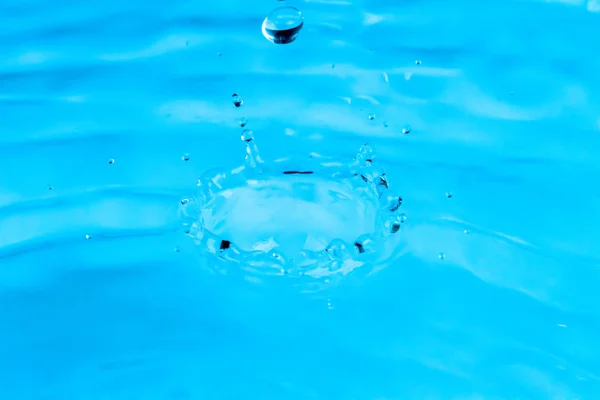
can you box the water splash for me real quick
[180,132,406,282]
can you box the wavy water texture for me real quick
[1,0,600,399]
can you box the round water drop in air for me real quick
[262,6,304,44]
[232,94,243,108]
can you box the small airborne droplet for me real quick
[180,198,190,205]
[368,114,376,120]
[438,252,446,260]
[415,60,422,65]
[232,94,243,108]
[108,157,115,164]
[85,234,91,240]
[182,153,190,161]
[241,129,255,142]
[239,117,248,127]
[262,6,304,44]
[402,125,412,134]
[446,192,453,199]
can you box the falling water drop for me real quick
[232,93,243,108]
[241,129,255,142]
[438,252,446,260]
[446,192,453,199]
[402,125,412,134]
[261,6,304,44]
[415,60,422,65]
[108,157,115,164]
[368,114,376,120]
[182,153,191,161]
[239,117,248,127]
[85,234,91,240]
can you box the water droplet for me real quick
[387,196,403,212]
[446,192,453,198]
[47,185,53,191]
[402,125,412,134]
[85,234,91,240]
[368,114,376,120]
[232,94,243,108]
[355,143,375,165]
[180,198,190,205]
[331,63,336,68]
[399,213,407,223]
[325,239,351,261]
[217,52,222,57]
[241,129,255,142]
[239,117,248,127]
[438,252,446,260]
[174,246,180,253]
[108,157,115,164]
[327,298,335,310]
[182,153,190,161]
[464,229,470,234]
[261,6,304,45]
[415,60,422,65]
[383,121,388,128]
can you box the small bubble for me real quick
[180,198,190,205]
[232,93,243,108]
[402,125,412,134]
[383,121,388,128]
[399,213,408,223]
[85,234,91,240]
[217,52,222,57]
[174,246,180,253]
[446,192,453,199]
[464,229,471,234]
[368,114,376,120]
[47,185,53,191]
[261,6,304,45]
[241,129,254,142]
[438,252,446,260]
[182,153,190,161]
[327,298,335,310]
[239,117,248,127]
[331,63,336,68]
[108,157,115,164]
[415,60,422,65]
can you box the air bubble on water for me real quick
[402,125,412,134]
[108,157,115,164]
[232,94,243,108]
[261,6,304,45]
[239,117,248,127]
[182,153,190,161]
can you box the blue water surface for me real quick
[1,0,600,399]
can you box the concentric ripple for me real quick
[180,131,406,280]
